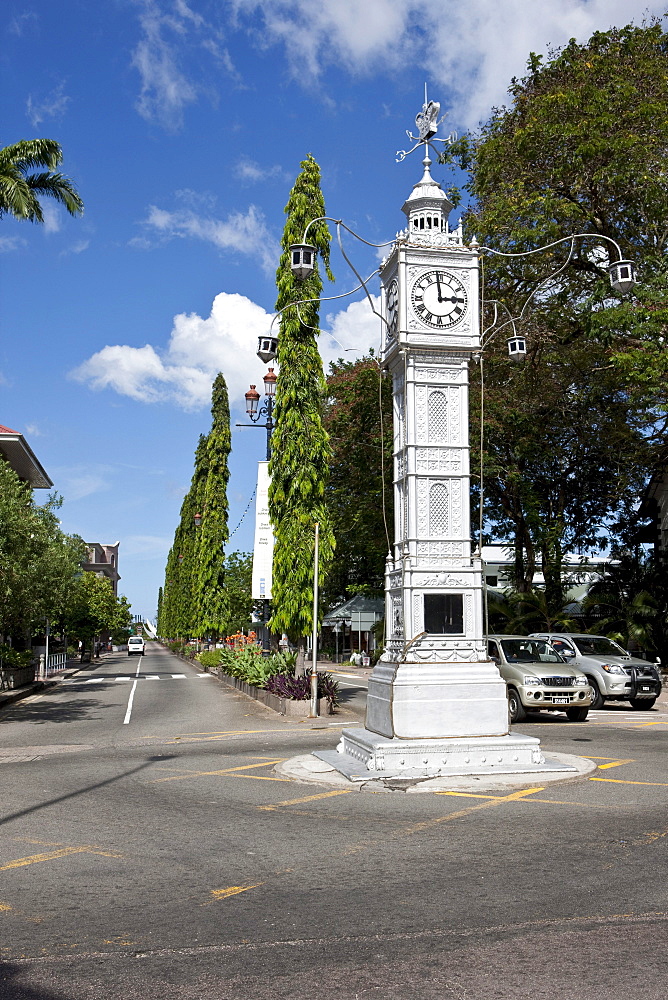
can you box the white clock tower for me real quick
[327,114,555,778]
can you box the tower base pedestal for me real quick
[316,729,576,782]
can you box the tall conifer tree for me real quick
[269,154,335,671]
[194,373,231,634]
[160,375,231,638]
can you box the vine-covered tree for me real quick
[193,373,231,635]
[442,20,668,596]
[269,154,335,672]
[0,139,83,223]
[161,434,208,638]
[160,373,232,638]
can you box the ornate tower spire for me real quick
[402,150,453,239]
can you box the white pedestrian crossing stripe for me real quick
[65,673,210,684]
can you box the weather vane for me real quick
[395,84,457,162]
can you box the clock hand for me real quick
[435,272,444,302]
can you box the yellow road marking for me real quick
[0,902,12,912]
[0,846,123,871]
[259,789,353,811]
[580,757,636,770]
[229,774,292,782]
[590,778,668,787]
[158,728,289,743]
[204,883,264,904]
[342,787,544,856]
[438,790,609,808]
[150,759,285,783]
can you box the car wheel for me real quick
[508,688,527,723]
[587,678,604,710]
[629,698,656,710]
[566,706,589,722]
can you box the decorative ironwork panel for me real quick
[429,482,449,536]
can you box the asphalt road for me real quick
[1,643,667,999]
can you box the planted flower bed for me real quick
[191,636,340,716]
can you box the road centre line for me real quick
[149,759,286,783]
[0,846,124,871]
[585,758,636,769]
[123,659,143,725]
[259,789,353,810]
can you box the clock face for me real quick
[410,270,468,329]
[385,278,399,337]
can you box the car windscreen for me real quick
[572,636,626,656]
[500,639,563,663]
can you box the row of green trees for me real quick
[0,459,132,655]
[158,157,336,673]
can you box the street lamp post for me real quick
[239,368,277,463]
[237,353,278,654]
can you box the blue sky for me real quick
[2,0,663,620]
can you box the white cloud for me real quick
[51,467,109,502]
[61,239,90,256]
[9,11,38,36]
[131,0,233,130]
[41,204,61,234]
[71,292,275,410]
[321,295,382,369]
[232,0,666,128]
[234,158,290,184]
[24,423,43,437]
[71,290,381,411]
[138,201,280,272]
[132,0,199,130]
[26,82,70,127]
[0,235,27,253]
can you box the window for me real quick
[424,594,464,634]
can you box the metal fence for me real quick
[45,652,68,676]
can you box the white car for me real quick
[127,636,145,656]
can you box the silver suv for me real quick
[529,633,662,710]
[487,635,592,723]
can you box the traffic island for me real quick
[275,749,596,793]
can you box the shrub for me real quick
[0,645,33,669]
[265,671,339,706]
[197,649,222,670]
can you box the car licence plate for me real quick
[552,697,569,704]
[640,685,651,692]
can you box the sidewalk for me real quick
[0,655,107,711]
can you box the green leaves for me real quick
[0,460,86,634]
[0,139,83,222]
[269,155,335,643]
[159,374,232,638]
[462,20,668,595]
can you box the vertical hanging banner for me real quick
[251,461,274,600]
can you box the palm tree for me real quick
[0,139,83,223]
